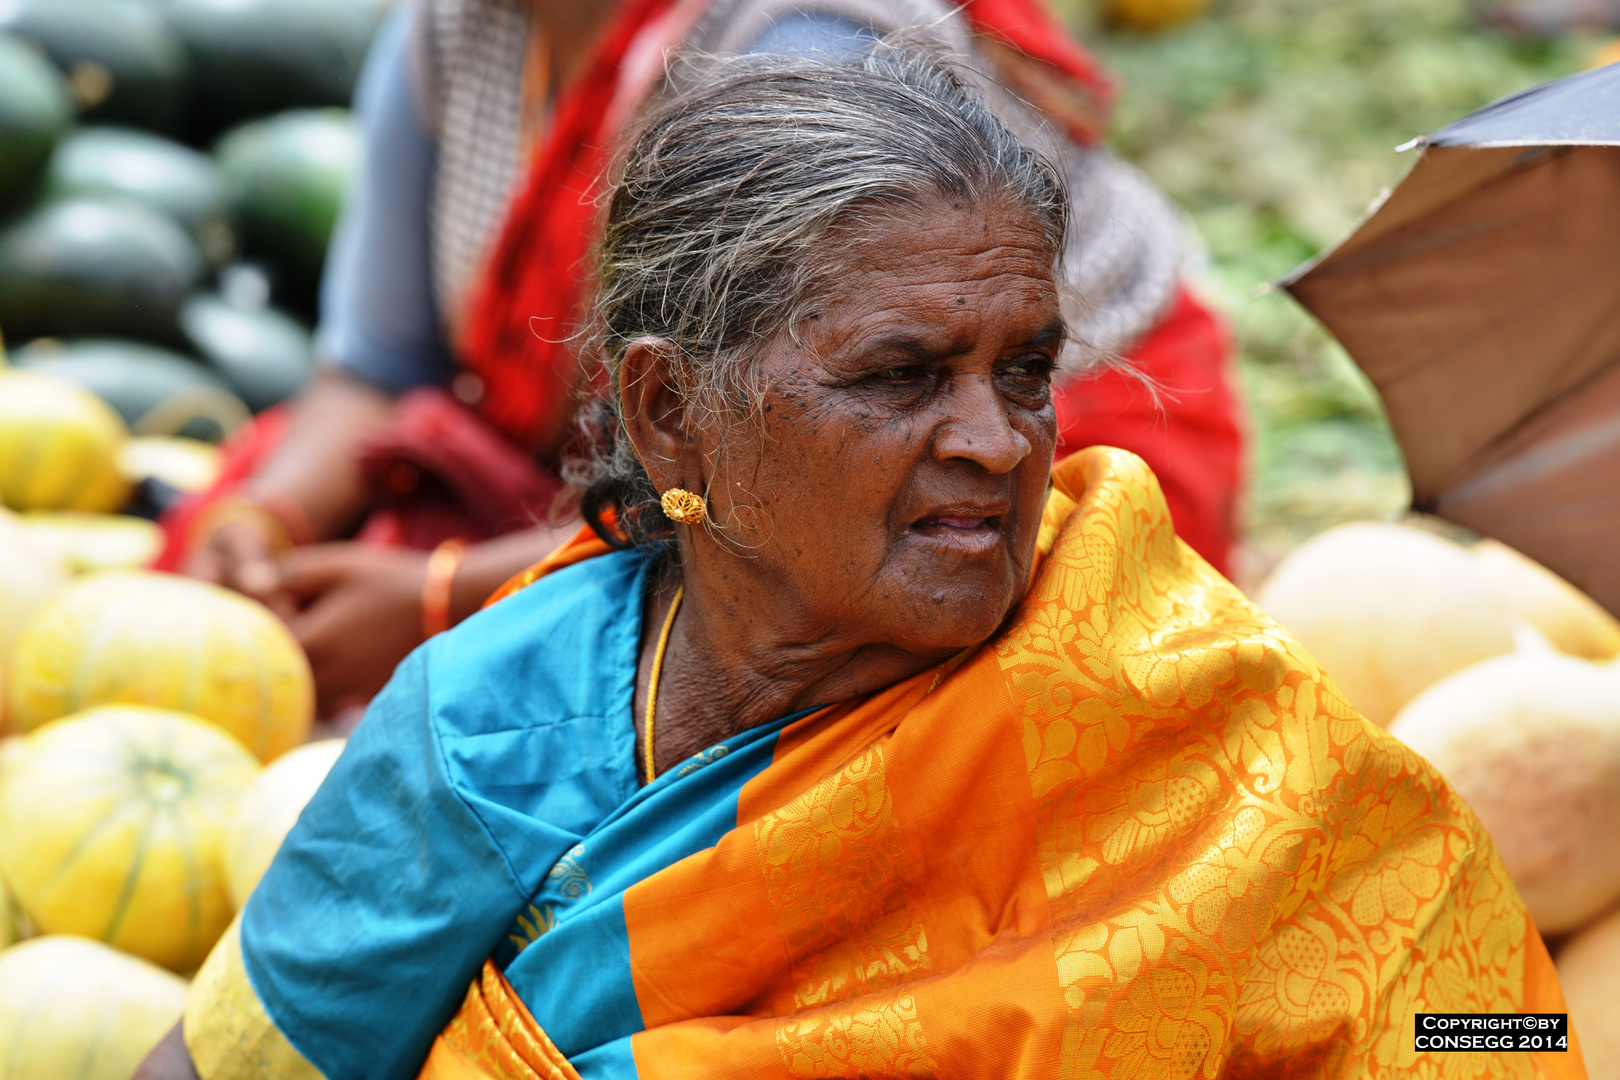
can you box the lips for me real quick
[909,505,1008,553]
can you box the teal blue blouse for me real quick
[239,549,804,1078]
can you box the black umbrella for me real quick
[1283,62,1620,614]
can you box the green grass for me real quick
[1054,0,1593,581]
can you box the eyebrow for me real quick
[857,317,1067,363]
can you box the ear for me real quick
[618,336,697,494]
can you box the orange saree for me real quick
[423,446,1583,1079]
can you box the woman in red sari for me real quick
[166,0,1243,717]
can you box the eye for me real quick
[872,364,924,383]
[1001,354,1057,381]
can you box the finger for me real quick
[273,545,363,600]
[214,525,280,599]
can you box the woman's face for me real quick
[689,196,1062,660]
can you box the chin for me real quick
[893,575,1027,653]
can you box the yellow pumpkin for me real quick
[0,706,260,971]
[1107,0,1210,31]
[1256,521,1518,726]
[0,508,69,732]
[117,435,223,494]
[1473,539,1620,661]
[1388,652,1620,934]
[9,570,314,761]
[1555,904,1620,1071]
[225,738,345,907]
[0,935,187,1079]
[0,370,130,513]
[21,512,162,574]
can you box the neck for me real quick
[635,560,952,779]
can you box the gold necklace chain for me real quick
[643,586,683,783]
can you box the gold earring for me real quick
[660,488,706,525]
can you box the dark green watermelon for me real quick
[11,338,248,443]
[0,198,206,344]
[214,109,358,311]
[0,0,188,136]
[45,127,235,265]
[179,293,314,411]
[0,34,73,211]
[165,0,382,140]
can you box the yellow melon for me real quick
[0,935,187,1079]
[0,877,20,949]
[1555,904,1620,1072]
[0,706,260,971]
[1388,652,1620,934]
[1107,0,1210,31]
[0,508,69,731]
[1473,539,1620,661]
[9,570,313,761]
[225,738,345,907]
[118,435,223,494]
[0,369,130,513]
[21,512,162,574]
[1256,521,1518,726]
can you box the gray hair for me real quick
[572,44,1070,548]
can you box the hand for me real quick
[274,543,429,718]
[184,513,297,620]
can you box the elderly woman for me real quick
[143,49,1577,1080]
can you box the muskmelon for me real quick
[0,707,260,971]
[20,512,162,574]
[180,293,314,411]
[0,935,187,1077]
[0,876,20,948]
[224,737,344,907]
[0,369,131,514]
[0,198,205,345]
[1555,904,1620,1072]
[118,435,223,494]
[0,511,69,725]
[1256,521,1518,726]
[0,32,73,211]
[214,108,360,303]
[46,126,235,265]
[1474,538,1620,661]
[9,571,313,761]
[13,338,246,443]
[1388,652,1620,934]
[0,0,188,135]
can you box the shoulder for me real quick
[419,547,650,739]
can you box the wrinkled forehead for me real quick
[793,195,1064,351]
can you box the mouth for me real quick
[908,506,1008,554]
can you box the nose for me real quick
[930,372,1032,475]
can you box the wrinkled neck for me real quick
[633,560,956,778]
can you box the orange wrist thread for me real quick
[421,539,469,640]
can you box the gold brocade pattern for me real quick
[547,844,592,899]
[773,988,939,1078]
[1000,450,1541,1079]
[754,743,931,1016]
[431,961,581,1080]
